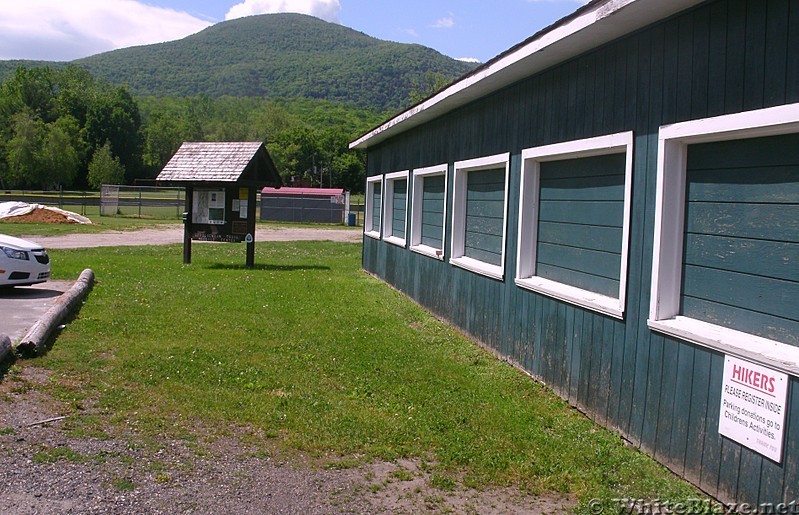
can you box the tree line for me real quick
[0,66,382,193]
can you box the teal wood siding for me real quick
[370,182,381,232]
[362,0,799,506]
[421,175,445,249]
[537,154,625,297]
[465,168,505,266]
[682,133,799,346]
[391,179,407,239]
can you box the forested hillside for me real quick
[0,67,386,192]
[0,14,480,192]
[0,14,477,112]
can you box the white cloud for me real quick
[431,16,455,29]
[0,0,212,61]
[456,57,481,64]
[225,0,341,23]
[402,28,420,38]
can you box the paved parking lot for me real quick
[0,280,72,343]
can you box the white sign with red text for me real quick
[719,356,788,462]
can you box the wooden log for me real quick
[17,268,95,355]
[0,334,11,362]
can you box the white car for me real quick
[0,234,50,287]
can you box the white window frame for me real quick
[364,175,383,239]
[515,132,634,319]
[410,164,448,260]
[382,170,410,247]
[450,152,510,280]
[649,103,799,375]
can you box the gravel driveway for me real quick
[25,224,362,249]
[0,226,573,514]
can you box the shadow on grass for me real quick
[205,263,331,272]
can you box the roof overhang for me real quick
[350,0,705,150]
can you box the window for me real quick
[649,103,799,374]
[382,171,409,246]
[516,132,633,318]
[410,164,448,260]
[450,153,510,280]
[364,175,382,239]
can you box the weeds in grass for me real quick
[389,468,415,482]
[33,446,90,464]
[430,474,457,491]
[324,458,361,470]
[112,477,135,492]
[9,382,32,394]
[424,494,445,509]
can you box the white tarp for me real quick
[0,202,92,224]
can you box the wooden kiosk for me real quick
[157,142,282,268]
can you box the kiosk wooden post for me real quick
[183,185,193,265]
[246,186,257,269]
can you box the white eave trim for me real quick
[350,0,705,150]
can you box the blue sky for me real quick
[0,0,587,63]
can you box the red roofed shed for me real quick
[261,187,346,224]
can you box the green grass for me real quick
[112,477,136,492]
[27,241,705,511]
[33,446,91,464]
[0,215,178,237]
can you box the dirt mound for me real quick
[1,207,79,224]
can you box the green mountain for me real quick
[0,14,478,111]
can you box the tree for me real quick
[84,87,143,182]
[409,72,449,104]
[268,126,321,184]
[87,141,125,188]
[142,111,184,174]
[0,66,145,189]
[3,112,80,189]
[40,115,81,188]
[331,151,365,193]
[6,111,44,187]
[55,66,97,126]
[1,67,58,122]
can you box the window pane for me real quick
[392,179,407,239]
[681,133,799,346]
[464,168,505,266]
[371,182,382,230]
[421,175,445,249]
[536,153,625,297]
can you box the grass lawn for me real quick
[29,240,704,511]
[0,215,178,237]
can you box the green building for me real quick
[351,0,799,506]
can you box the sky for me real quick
[0,0,589,64]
